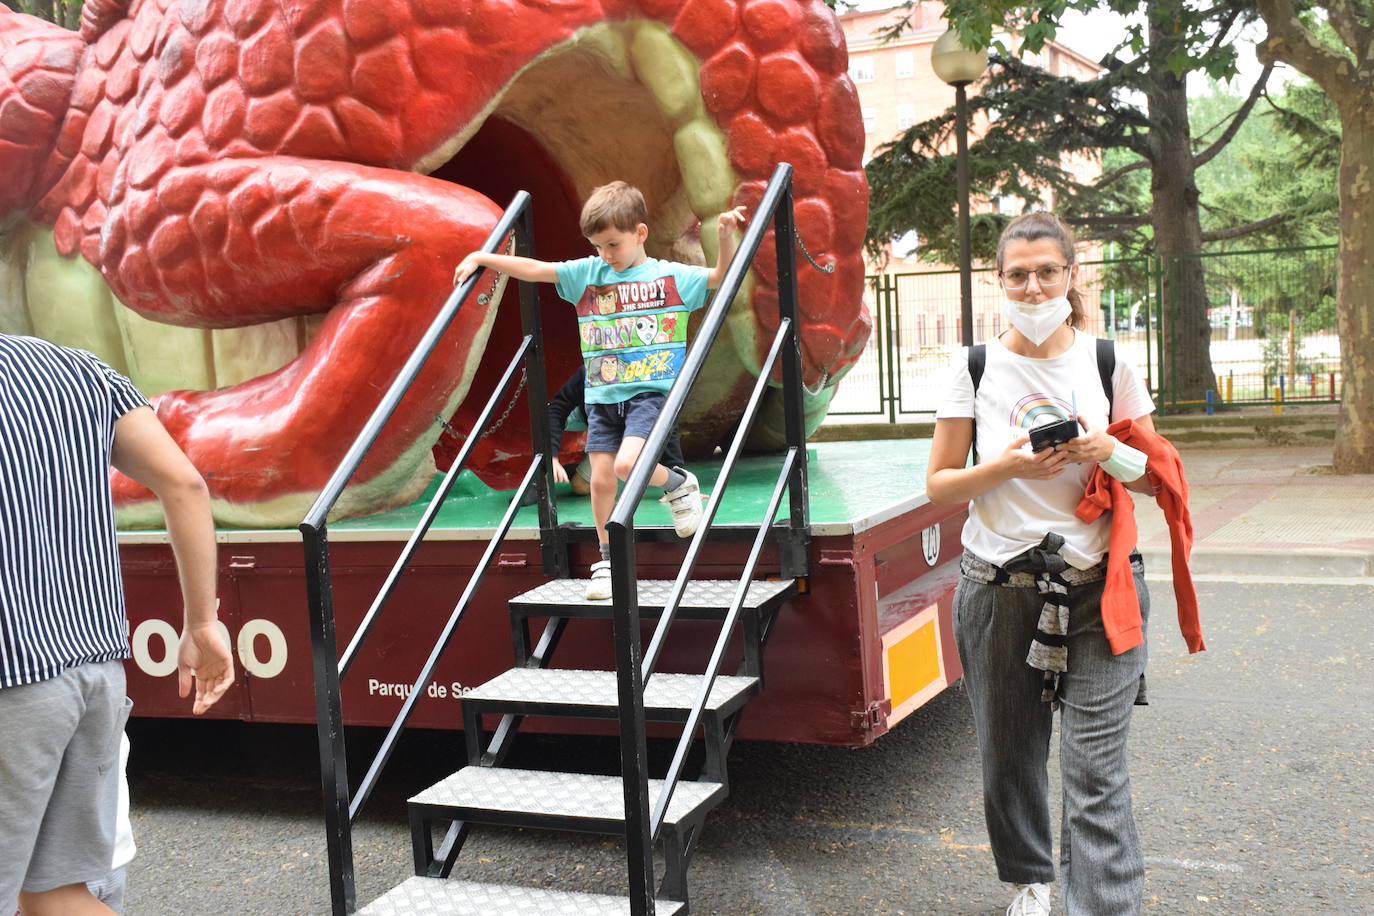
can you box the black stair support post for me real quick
[517,206,568,580]
[773,184,811,580]
[408,808,434,875]
[510,611,532,667]
[527,616,569,667]
[702,713,728,786]
[741,606,763,680]
[462,701,484,766]
[300,524,356,916]
[608,522,656,916]
[433,819,474,878]
[660,826,692,909]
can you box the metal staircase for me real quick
[301,163,810,915]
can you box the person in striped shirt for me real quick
[0,334,234,916]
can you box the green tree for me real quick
[1190,77,1339,336]
[0,0,83,29]
[867,0,1282,407]
[1253,0,1374,472]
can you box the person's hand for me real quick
[552,462,569,484]
[996,434,1071,481]
[178,621,235,715]
[716,206,747,238]
[1056,415,1118,465]
[452,252,483,287]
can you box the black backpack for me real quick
[967,337,1116,464]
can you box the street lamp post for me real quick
[931,30,988,348]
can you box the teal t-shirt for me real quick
[553,256,711,405]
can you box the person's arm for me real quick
[547,369,584,447]
[707,206,748,289]
[111,407,234,715]
[453,251,558,286]
[925,417,1072,505]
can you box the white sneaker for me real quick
[1006,883,1051,916]
[660,470,703,538]
[585,559,612,600]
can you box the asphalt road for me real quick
[121,579,1374,914]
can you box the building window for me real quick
[997,195,1022,216]
[895,51,914,79]
[862,108,877,133]
[896,103,916,130]
[849,56,875,83]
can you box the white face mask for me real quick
[1003,294,1072,346]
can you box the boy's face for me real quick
[587,223,649,273]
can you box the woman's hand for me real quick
[552,462,569,484]
[997,435,1072,480]
[1056,415,1118,465]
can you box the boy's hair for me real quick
[580,181,648,236]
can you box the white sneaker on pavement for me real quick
[659,470,703,538]
[1006,883,1051,916]
[585,559,612,601]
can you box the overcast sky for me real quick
[850,3,1291,92]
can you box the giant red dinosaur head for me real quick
[0,0,870,528]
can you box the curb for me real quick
[1140,546,1374,580]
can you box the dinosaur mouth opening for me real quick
[424,24,736,474]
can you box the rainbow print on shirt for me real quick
[1011,394,1074,429]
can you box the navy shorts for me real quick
[585,393,666,454]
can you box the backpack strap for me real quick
[1095,337,1116,422]
[968,345,986,464]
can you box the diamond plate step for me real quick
[510,577,796,619]
[360,876,685,915]
[410,767,725,833]
[465,668,758,722]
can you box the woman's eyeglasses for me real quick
[1000,264,1071,290]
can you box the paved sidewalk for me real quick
[1136,445,1374,579]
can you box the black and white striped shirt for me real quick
[1,334,149,688]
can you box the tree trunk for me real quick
[1146,14,1215,410]
[1332,106,1374,473]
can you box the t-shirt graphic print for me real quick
[554,257,710,405]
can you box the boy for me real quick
[455,181,745,599]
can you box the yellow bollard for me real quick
[1225,376,1233,401]
[1273,385,1283,415]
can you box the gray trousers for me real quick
[954,551,1149,915]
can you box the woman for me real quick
[927,212,1158,916]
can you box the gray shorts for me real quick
[0,660,129,910]
[584,392,666,454]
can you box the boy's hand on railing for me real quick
[716,206,747,240]
[453,253,482,287]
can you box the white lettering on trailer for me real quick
[237,619,288,678]
[131,619,179,677]
[130,618,285,679]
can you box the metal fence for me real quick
[828,244,1339,419]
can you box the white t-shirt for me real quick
[935,330,1155,569]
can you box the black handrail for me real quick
[605,162,810,915]
[338,337,531,677]
[299,192,562,916]
[349,457,542,821]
